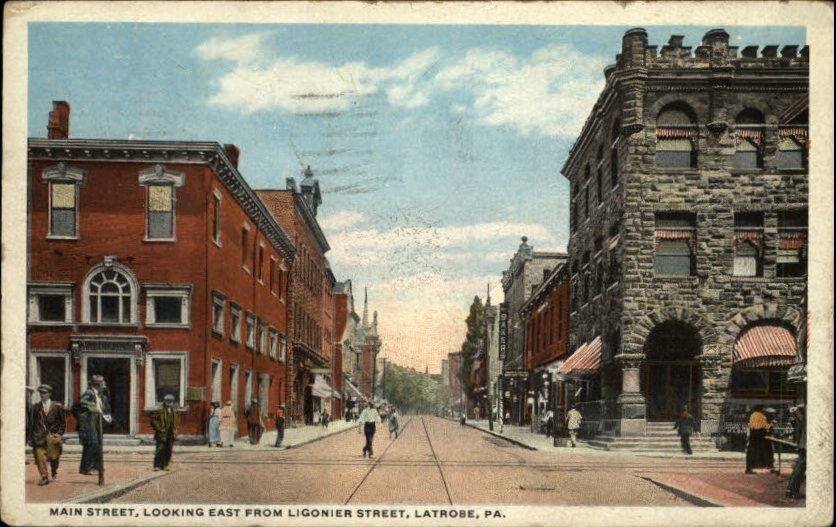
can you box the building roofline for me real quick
[28,138,297,260]
[520,262,568,317]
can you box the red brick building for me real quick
[27,102,295,442]
[257,170,338,425]
[521,263,570,429]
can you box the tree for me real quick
[383,362,441,414]
[460,296,484,410]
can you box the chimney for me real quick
[620,28,648,68]
[47,101,70,139]
[224,144,240,168]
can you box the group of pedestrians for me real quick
[207,399,289,447]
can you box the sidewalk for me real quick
[233,419,357,449]
[463,419,589,451]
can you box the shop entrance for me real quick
[86,357,131,434]
[641,320,702,422]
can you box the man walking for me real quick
[78,375,111,475]
[28,384,66,485]
[566,404,583,448]
[357,403,381,458]
[673,406,696,455]
[785,404,806,499]
[245,398,264,445]
[151,394,178,471]
[274,406,286,448]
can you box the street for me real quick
[36,416,788,507]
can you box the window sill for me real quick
[772,275,807,281]
[775,168,807,175]
[28,321,73,327]
[211,329,225,337]
[242,265,251,274]
[607,281,620,292]
[46,235,78,241]
[146,322,191,329]
[651,168,699,175]
[729,168,765,175]
[246,345,256,352]
[230,337,241,345]
[78,322,139,328]
[653,275,699,283]
[144,237,176,243]
[212,239,223,248]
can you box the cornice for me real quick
[28,138,297,261]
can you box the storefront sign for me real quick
[499,302,508,361]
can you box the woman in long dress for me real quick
[207,401,222,447]
[388,409,399,439]
[219,400,237,447]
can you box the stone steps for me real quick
[588,422,717,452]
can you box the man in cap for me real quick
[273,405,286,448]
[27,384,66,485]
[78,375,111,475]
[245,398,264,445]
[151,394,179,471]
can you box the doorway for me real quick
[86,357,131,434]
[641,320,702,422]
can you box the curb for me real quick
[283,423,359,450]
[458,420,538,451]
[63,469,177,504]
[637,475,725,507]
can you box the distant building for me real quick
[561,28,808,444]
[447,352,463,416]
[500,237,567,425]
[27,102,295,441]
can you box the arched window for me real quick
[84,264,138,324]
[655,104,698,168]
[734,109,765,169]
[610,119,621,187]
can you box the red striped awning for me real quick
[655,229,695,240]
[734,325,796,369]
[735,230,763,241]
[779,127,807,138]
[736,128,765,144]
[558,337,602,376]
[657,127,699,138]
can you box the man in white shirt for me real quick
[566,405,583,448]
[357,403,381,458]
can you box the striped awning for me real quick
[779,231,807,250]
[734,326,796,369]
[657,127,699,138]
[558,337,602,376]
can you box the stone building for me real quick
[561,28,808,443]
[500,237,567,425]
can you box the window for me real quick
[655,104,697,168]
[584,186,590,219]
[49,183,78,238]
[28,282,73,324]
[85,265,137,324]
[596,148,604,203]
[654,213,696,276]
[734,139,760,169]
[257,244,265,283]
[147,185,174,239]
[259,320,268,354]
[212,291,226,335]
[609,250,620,285]
[31,353,71,406]
[230,303,242,343]
[241,225,251,271]
[229,364,240,410]
[212,191,222,244]
[42,163,86,239]
[245,312,256,350]
[734,109,765,169]
[145,284,191,327]
[611,119,621,187]
[733,212,764,277]
[269,258,277,293]
[777,209,807,277]
[269,329,278,359]
[258,373,271,415]
[731,368,796,397]
[279,334,287,362]
[210,359,222,404]
[146,353,187,408]
[777,128,807,170]
[244,370,254,410]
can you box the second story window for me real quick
[777,127,807,170]
[85,264,137,324]
[655,104,698,168]
[42,163,87,240]
[777,209,808,278]
[145,284,191,327]
[230,303,242,343]
[733,212,764,277]
[654,212,696,276]
[211,291,226,335]
[734,109,765,169]
[139,165,184,241]
[245,312,256,350]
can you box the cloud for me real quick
[318,210,367,231]
[195,32,271,65]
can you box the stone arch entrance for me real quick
[641,320,703,421]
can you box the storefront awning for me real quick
[734,325,796,368]
[558,337,602,376]
[343,379,366,402]
[311,375,340,399]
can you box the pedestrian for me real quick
[219,400,236,447]
[388,409,400,439]
[358,403,381,458]
[673,406,696,455]
[566,404,583,448]
[77,375,112,475]
[274,406,286,448]
[542,408,555,437]
[27,384,66,485]
[245,399,265,445]
[322,409,330,429]
[745,405,774,474]
[313,409,320,426]
[151,394,178,471]
[785,404,806,499]
[207,401,221,447]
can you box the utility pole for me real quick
[381,358,387,401]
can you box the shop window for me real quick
[28,282,73,324]
[230,303,242,343]
[145,285,191,327]
[733,212,764,277]
[85,267,137,324]
[655,104,698,168]
[654,212,696,276]
[731,368,796,397]
[146,353,187,408]
[212,291,226,335]
[777,210,807,277]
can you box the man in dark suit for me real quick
[151,394,179,471]
[78,375,111,475]
[27,384,66,485]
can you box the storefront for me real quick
[556,337,603,437]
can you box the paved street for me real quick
[66,415,795,507]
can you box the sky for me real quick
[29,23,805,373]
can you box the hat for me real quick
[226,400,234,405]
[163,394,176,401]
[37,384,53,393]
